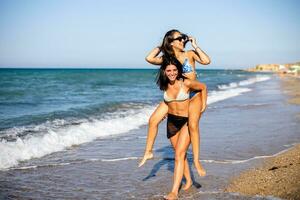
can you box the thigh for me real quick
[175,124,191,152]
[150,101,168,124]
[170,132,179,150]
[188,93,202,123]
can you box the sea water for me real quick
[0,68,299,199]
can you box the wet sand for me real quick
[226,76,300,200]
[279,75,300,105]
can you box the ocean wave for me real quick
[217,75,271,90]
[0,75,272,170]
[207,87,252,104]
[0,106,155,170]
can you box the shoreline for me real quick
[225,144,300,200]
[225,75,300,200]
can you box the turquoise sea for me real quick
[0,68,299,199]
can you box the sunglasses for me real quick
[171,34,188,42]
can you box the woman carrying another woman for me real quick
[139,29,211,177]
[154,60,207,199]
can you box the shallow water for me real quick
[1,74,299,199]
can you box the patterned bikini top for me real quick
[182,58,194,73]
[182,58,198,78]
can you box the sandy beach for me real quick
[279,75,300,105]
[226,76,300,200]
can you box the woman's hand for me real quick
[189,36,211,65]
[189,36,198,49]
[138,151,154,167]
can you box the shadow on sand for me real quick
[142,145,202,189]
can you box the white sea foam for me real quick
[99,145,297,165]
[8,162,74,171]
[217,75,271,90]
[207,87,252,104]
[0,75,272,170]
[7,143,296,171]
[101,157,139,162]
[202,145,295,164]
[227,192,281,200]
[0,106,155,170]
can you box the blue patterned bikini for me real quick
[182,58,199,98]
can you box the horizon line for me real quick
[0,66,247,70]
[0,65,249,69]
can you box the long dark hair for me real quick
[156,58,184,91]
[160,29,183,69]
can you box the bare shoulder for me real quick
[186,50,196,59]
[183,78,192,87]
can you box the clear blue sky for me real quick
[0,0,299,69]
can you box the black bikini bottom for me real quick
[167,114,188,139]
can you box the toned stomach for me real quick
[167,100,189,117]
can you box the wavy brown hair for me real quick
[156,58,184,91]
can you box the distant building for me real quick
[279,65,288,73]
[245,62,300,76]
[288,65,300,75]
[254,64,279,72]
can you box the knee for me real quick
[188,121,199,132]
[175,150,186,162]
[148,116,159,127]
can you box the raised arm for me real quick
[145,46,163,65]
[189,36,211,65]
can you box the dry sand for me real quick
[225,75,300,200]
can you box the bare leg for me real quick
[181,154,193,191]
[139,102,168,167]
[189,92,206,176]
[165,124,191,199]
[169,131,192,191]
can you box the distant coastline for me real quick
[245,61,300,76]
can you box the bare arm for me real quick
[189,36,211,65]
[185,79,206,91]
[185,79,207,112]
[145,46,163,65]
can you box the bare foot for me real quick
[182,180,193,191]
[138,151,153,167]
[164,192,178,200]
[194,161,206,176]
